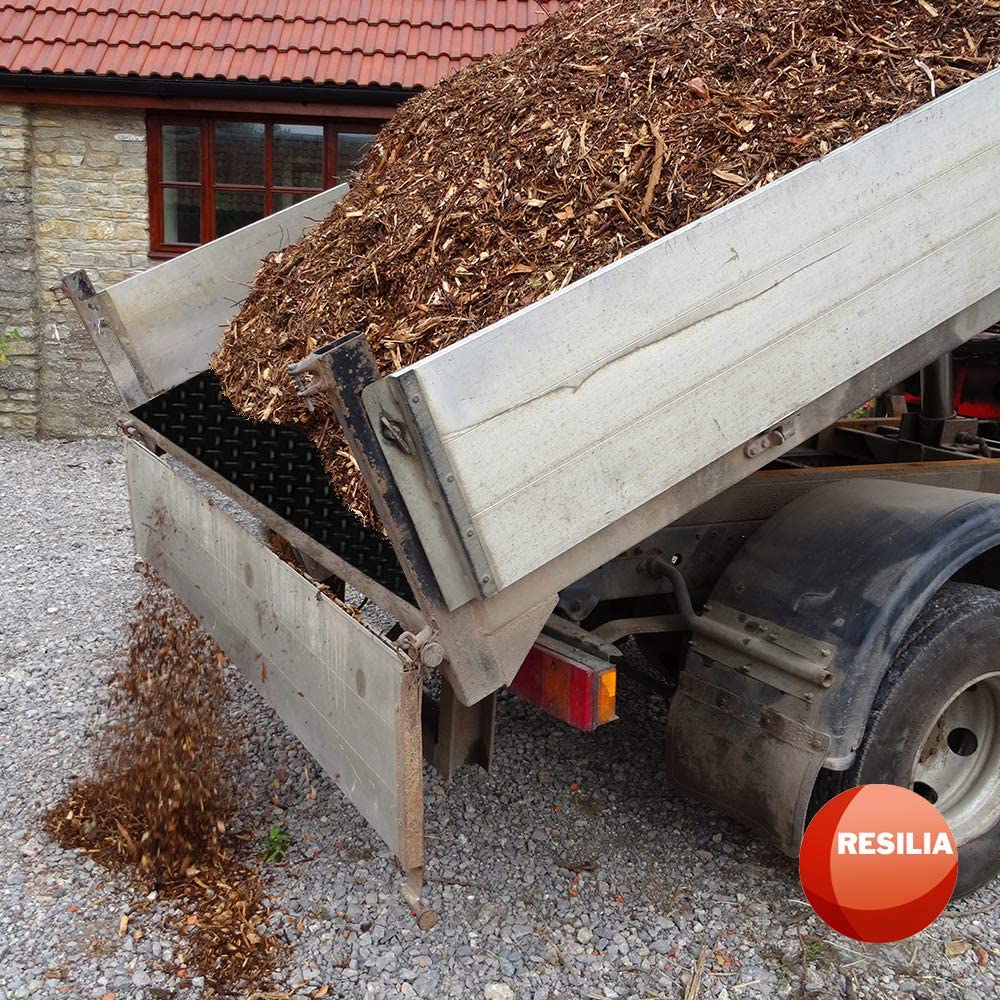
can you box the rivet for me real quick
[465,529,474,538]
[411,394,421,404]
[445,474,454,483]
[481,575,490,584]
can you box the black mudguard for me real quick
[667,478,1000,855]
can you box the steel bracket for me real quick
[744,422,791,459]
[692,602,836,702]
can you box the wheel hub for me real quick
[912,672,1000,844]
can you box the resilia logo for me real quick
[799,784,958,943]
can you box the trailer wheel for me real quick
[836,582,1000,898]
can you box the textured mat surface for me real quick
[134,372,412,602]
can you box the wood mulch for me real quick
[212,0,999,529]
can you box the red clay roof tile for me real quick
[0,1,561,89]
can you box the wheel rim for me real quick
[911,672,1000,844]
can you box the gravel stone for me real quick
[484,985,515,1000]
[1,438,997,1000]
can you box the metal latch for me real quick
[396,625,445,669]
[744,424,788,459]
[288,342,342,412]
[379,414,413,455]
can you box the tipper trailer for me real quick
[62,68,1000,906]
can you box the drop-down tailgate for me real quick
[125,438,424,873]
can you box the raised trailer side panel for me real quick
[125,439,424,873]
[369,68,1000,599]
[63,185,348,408]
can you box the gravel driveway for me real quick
[1,438,998,1000]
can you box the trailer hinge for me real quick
[395,625,445,669]
[744,423,790,459]
[690,603,835,702]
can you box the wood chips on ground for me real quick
[45,577,285,994]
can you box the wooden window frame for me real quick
[147,112,379,257]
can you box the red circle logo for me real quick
[799,784,957,942]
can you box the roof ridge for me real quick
[0,0,559,90]
[0,17,531,32]
[0,3,551,24]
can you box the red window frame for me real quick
[147,113,379,256]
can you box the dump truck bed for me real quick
[61,66,1000,892]
[62,68,1000,696]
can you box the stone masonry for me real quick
[0,104,39,435]
[0,103,149,437]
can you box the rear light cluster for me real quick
[508,636,617,731]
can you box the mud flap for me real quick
[666,673,830,857]
[125,439,424,876]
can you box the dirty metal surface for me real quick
[126,438,424,871]
[133,371,413,603]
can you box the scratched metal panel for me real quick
[385,69,1000,594]
[125,439,423,869]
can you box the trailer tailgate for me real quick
[124,438,424,870]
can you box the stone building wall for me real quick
[0,102,150,437]
[33,105,150,436]
[0,104,39,435]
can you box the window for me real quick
[148,115,379,255]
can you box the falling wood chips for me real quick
[212,0,999,530]
[45,576,285,992]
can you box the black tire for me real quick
[831,582,1000,898]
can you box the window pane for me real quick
[163,187,201,244]
[162,125,200,182]
[214,122,264,185]
[215,189,265,237]
[336,132,375,183]
[273,124,324,188]
[272,191,319,212]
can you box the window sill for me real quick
[148,248,195,260]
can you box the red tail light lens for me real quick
[509,637,617,731]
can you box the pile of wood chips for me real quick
[212,0,999,529]
[45,577,284,994]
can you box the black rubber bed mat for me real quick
[133,371,413,602]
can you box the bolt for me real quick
[804,692,815,703]
[820,649,830,658]
[717,693,731,708]
[811,736,825,751]
[420,642,445,669]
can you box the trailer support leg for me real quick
[434,682,497,779]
